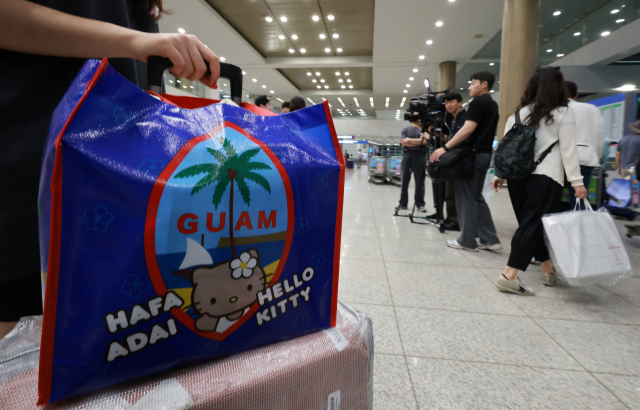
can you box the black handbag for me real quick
[428,146,475,181]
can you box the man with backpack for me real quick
[430,72,501,251]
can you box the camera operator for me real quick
[439,92,468,231]
[430,72,501,252]
[395,113,430,212]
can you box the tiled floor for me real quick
[338,166,640,410]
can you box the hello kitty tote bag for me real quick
[37,59,344,403]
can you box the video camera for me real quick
[403,90,450,132]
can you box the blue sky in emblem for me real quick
[155,127,288,255]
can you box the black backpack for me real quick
[494,110,557,180]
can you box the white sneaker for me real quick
[495,274,535,296]
[446,239,478,252]
[477,241,503,251]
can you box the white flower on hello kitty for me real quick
[230,252,257,278]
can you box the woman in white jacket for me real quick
[492,67,587,295]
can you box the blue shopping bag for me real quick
[37,59,344,403]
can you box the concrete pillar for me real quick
[438,61,457,92]
[497,0,539,139]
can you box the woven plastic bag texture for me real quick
[0,300,373,409]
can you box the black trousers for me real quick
[399,151,426,207]
[507,174,562,271]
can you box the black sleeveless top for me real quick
[0,0,158,283]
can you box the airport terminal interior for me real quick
[2,0,640,408]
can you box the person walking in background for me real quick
[357,149,363,168]
[289,96,306,112]
[255,95,271,111]
[616,120,640,178]
[0,0,221,339]
[280,102,290,113]
[493,67,587,295]
[565,81,605,208]
[430,72,501,251]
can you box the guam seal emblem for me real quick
[144,122,294,340]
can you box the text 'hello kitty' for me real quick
[255,267,314,326]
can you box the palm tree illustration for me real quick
[174,137,272,258]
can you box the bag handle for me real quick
[515,110,522,125]
[147,56,243,105]
[573,197,594,212]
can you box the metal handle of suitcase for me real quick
[147,56,243,105]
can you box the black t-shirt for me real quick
[0,0,158,283]
[458,94,499,154]
[445,109,468,140]
[401,126,427,153]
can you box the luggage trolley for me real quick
[368,157,386,184]
[386,156,402,186]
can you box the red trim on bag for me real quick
[144,121,294,340]
[153,93,277,117]
[38,58,109,405]
[322,100,344,328]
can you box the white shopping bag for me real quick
[542,199,632,286]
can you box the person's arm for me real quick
[402,135,429,147]
[429,120,477,162]
[0,0,220,85]
[616,151,622,174]
[558,110,583,187]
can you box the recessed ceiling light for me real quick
[426,40,433,45]
[349,85,353,89]
[325,48,331,52]
[557,53,565,57]
[219,57,226,61]
[324,85,329,89]
[291,34,298,40]
[335,72,340,76]
[183,86,187,89]
[327,15,335,20]
[190,85,194,89]
[288,48,295,53]
[403,90,408,93]
[307,72,312,76]
[316,72,321,76]
[312,15,320,22]
[401,97,406,102]
[489,62,494,66]
[354,97,359,106]
[300,48,306,53]
[419,55,425,60]
[339,79,343,83]
[317,85,321,89]
[332,34,339,39]
[320,79,325,83]
[490,90,495,93]
[176,80,180,83]
[252,78,257,82]
[448,0,455,2]
[553,11,561,16]
[307,98,315,104]
[265,17,273,22]
[178,28,186,34]
[280,16,287,22]
[468,80,471,83]
[547,49,552,52]
[413,68,418,73]
[345,72,350,76]
[223,84,228,87]
[270,90,275,94]
[386,97,390,102]
[336,48,343,53]
[601,31,611,36]
[611,9,619,14]
[347,79,352,83]
[574,32,581,36]
[169,80,173,84]
[278,35,285,40]
[242,71,247,76]
[262,85,266,88]
[615,84,637,91]
[312,79,317,83]
[406,84,411,87]
[338,98,345,107]
[319,34,326,39]
[277,98,284,102]
[460,88,463,90]
[409,77,414,81]
[616,19,625,23]
[341,85,346,89]
[436,21,443,27]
